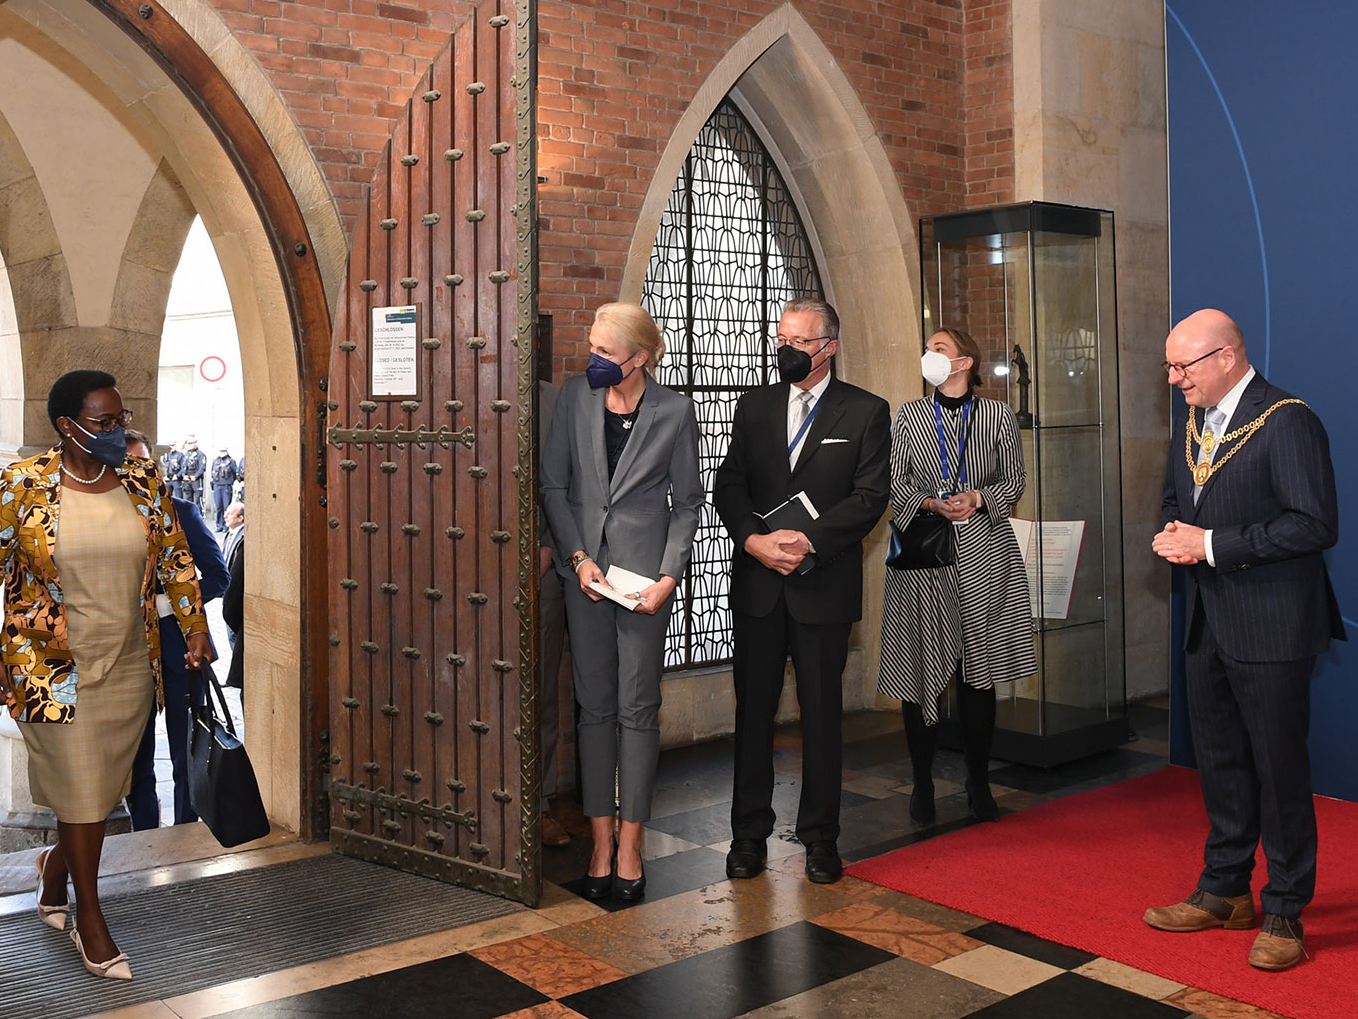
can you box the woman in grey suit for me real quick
[541,302,703,901]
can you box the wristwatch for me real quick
[569,551,593,572]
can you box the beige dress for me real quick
[19,485,153,823]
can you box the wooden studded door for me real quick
[325,1,539,906]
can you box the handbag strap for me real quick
[191,662,239,737]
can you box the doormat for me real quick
[0,852,523,1019]
[847,766,1358,1019]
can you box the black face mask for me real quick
[776,339,831,384]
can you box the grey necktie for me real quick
[1193,406,1224,504]
[791,390,813,464]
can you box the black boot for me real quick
[901,701,938,824]
[957,682,1000,821]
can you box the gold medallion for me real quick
[1200,430,1215,454]
[1193,462,1211,486]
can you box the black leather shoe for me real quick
[909,778,936,825]
[805,841,842,884]
[582,855,614,900]
[725,839,767,879]
[613,864,646,901]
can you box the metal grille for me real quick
[642,99,821,670]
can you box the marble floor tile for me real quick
[966,921,1098,969]
[869,890,988,933]
[1163,987,1287,1019]
[932,943,1065,995]
[498,1006,591,1019]
[968,971,1192,1018]
[811,900,983,965]
[733,954,1003,1019]
[532,881,609,926]
[840,772,904,800]
[557,847,729,913]
[471,931,626,998]
[1074,957,1187,1000]
[641,828,702,860]
[707,835,804,862]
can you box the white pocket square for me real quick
[820,437,849,444]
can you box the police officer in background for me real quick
[180,435,207,510]
[162,442,185,500]
[210,447,239,531]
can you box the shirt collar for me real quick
[789,370,832,408]
[1213,366,1256,428]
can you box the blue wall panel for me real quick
[1167,2,1356,800]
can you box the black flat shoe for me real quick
[909,779,936,825]
[726,838,767,879]
[613,864,646,901]
[805,841,842,884]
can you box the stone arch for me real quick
[623,3,918,707]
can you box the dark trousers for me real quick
[1185,601,1317,918]
[213,484,234,530]
[731,594,851,846]
[126,658,202,829]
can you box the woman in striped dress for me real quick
[879,328,1036,823]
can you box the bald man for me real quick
[1147,309,1344,971]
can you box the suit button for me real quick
[602,505,608,512]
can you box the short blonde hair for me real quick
[593,302,666,367]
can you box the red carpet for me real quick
[846,766,1358,1019]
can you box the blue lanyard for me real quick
[934,398,973,490]
[788,393,823,456]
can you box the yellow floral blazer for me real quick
[0,447,208,722]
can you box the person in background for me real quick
[222,502,245,689]
[878,327,1035,826]
[541,302,703,901]
[180,436,206,512]
[1146,309,1344,971]
[162,442,184,500]
[210,447,239,532]
[538,379,570,848]
[0,370,211,981]
[123,430,228,829]
[714,297,890,886]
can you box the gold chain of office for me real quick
[1185,398,1307,487]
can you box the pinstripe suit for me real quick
[1164,372,1345,917]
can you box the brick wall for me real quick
[205,0,1014,376]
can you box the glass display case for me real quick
[920,201,1128,766]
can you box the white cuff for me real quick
[1203,529,1215,567]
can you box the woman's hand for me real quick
[0,667,16,710]
[184,631,214,670]
[577,558,607,601]
[930,492,982,522]
[631,575,677,615]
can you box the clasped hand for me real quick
[745,529,810,576]
[930,491,982,522]
[1152,519,1206,565]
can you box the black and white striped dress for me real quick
[879,394,1036,723]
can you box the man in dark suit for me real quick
[124,432,230,828]
[222,503,245,689]
[714,297,890,884]
[1148,308,1344,971]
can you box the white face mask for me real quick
[921,349,965,388]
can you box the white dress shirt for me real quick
[787,370,832,467]
[1201,366,1255,567]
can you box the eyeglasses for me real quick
[79,410,134,431]
[776,335,832,351]
[1161,348,1223,377]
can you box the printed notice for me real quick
[1009,518,1086,621]
[370,305,420,398]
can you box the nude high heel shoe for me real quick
[71,928,132,981]
[35,849,69,931]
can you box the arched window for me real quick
[643,98,822,669]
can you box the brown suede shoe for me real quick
[1249,914,1306,971]
[1143,888,1256,932]
[541,814,571,848]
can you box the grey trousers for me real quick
[560,547,672,822]
[539,565,565,813]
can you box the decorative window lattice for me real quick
[643,99,822,670]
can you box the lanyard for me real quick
[934,398,974,490]
[788,393,823,457]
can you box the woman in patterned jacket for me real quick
[879,329,1036,825]
[0,370,212,981]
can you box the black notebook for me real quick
[757,491,820,575]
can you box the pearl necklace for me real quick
[60,457,106,485]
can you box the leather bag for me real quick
[188,662,271,847]
[885,511,956,570]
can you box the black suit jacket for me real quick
[222,533,245,689]
[715,376,890,625]
[1163,372,1345,662]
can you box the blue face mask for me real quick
[68,420,129,468]
[585,350,640,389]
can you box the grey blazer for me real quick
[541,374,703,584]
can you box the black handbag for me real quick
[886,511,956,570]
[188,662,271,847]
